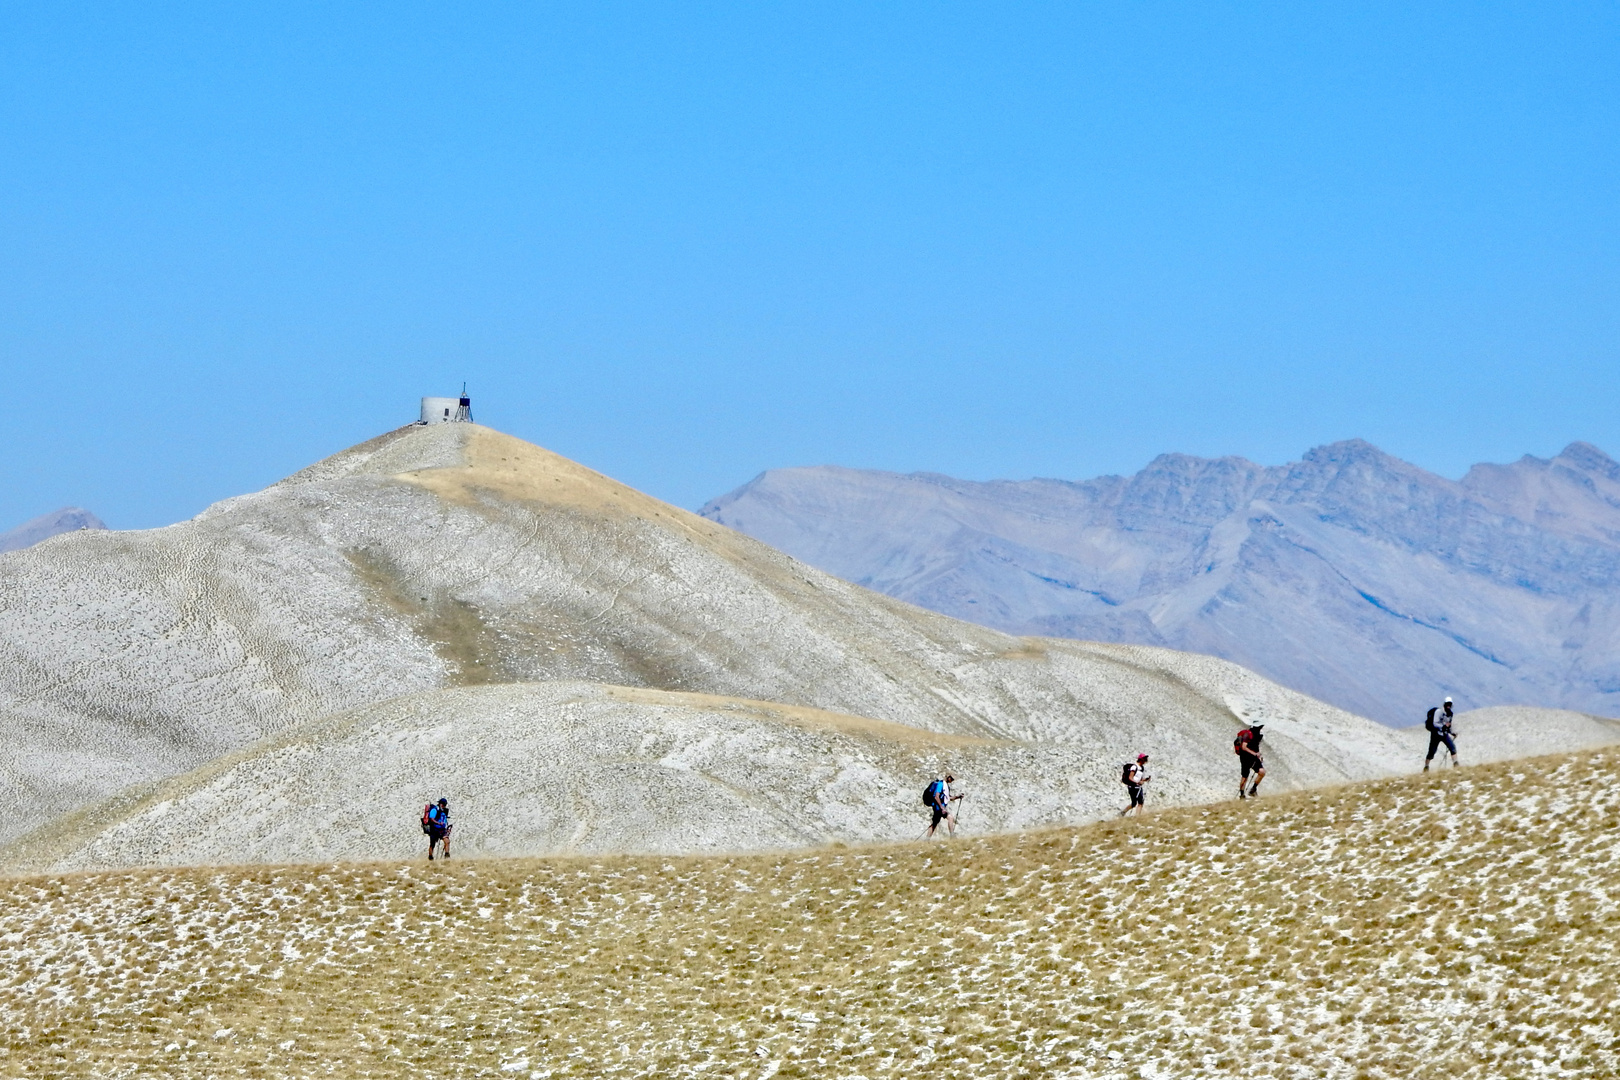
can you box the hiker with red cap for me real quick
[1234,724,1265,799]
[1120,753,1151,817]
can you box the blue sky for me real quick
[2,3,1616,528]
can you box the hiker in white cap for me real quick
[1423,696,1459,771]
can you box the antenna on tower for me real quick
[454,383,473,423]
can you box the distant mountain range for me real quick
[0,507,106,553]
[700,441,1620,725]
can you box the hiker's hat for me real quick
[437,797,449,806]
[1136,753,1149,762]
[1444,696,1452,704]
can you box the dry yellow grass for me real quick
[4,748,1619,1078]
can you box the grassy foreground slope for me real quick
[5,750,1619,1079]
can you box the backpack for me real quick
[1425,707,1438,732]
[1121,762,1136,785]
[1234,729,1251,754]
[922,779,943,807]
[421,803,434,834]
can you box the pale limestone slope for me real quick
[1,422,1409,855]
[5,677,1406,871]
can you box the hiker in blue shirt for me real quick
[424,798,452,861]
[925,774,961,838]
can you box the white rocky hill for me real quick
[0,506,106,553]
[7,668,1417,870]
[23,423,1613,869]
[700,440,1620,724]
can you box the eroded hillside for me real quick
[5,747,1617,1079]
[0,422,1411,851]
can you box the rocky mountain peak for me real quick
[702,440,1620,724]
[1558,441,1620,480]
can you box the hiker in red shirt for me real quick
[1234,725,1265,799]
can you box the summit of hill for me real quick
[0,421,1446,867]
[700,440,1620,724]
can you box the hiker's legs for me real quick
[927,805,944,837]
[442,828,451,859]
[1240,760,1257,797]
[1124,784,1145,817]
[1441,732,1457,767]
[1248,764,1264,795]
[1425,731,1444,770]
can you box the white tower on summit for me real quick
[419,384,474,425]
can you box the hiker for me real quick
[424,798,452,860]
[1120,753,1150,817]
[1235,724,1265,799]
[1424,696,1459,771]
[925,773,962,838]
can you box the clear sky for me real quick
[2,3,1616,529]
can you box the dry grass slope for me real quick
[4,748,1618,1079]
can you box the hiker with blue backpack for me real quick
[422,798,453,860]
[924,774,962,838]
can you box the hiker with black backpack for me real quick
[1423,696,1458,771]
[423,798,453,860]
[1234,724,1265,799]
[1120,753,1150,817]
[924,773,962,838]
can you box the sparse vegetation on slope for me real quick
[5,749,1619,1079]
[0,421,1413,848]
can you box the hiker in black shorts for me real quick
[925,774,961,838]
[1423,696,1458,771]
[1120,753,1150,817]
[425,798,452,860]
[1234,724,1265,799]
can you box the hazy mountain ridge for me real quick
[700,440,1620,723]
[0,507,106,553]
